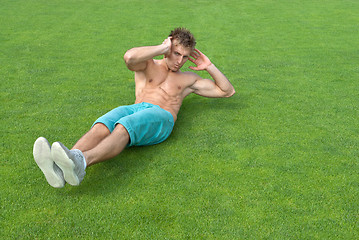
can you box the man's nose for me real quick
[177,56,183,63]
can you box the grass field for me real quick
[1,0,358,239]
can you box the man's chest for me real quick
[143,70,190,96]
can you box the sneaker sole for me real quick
[51,142,80,186]
[33,137,65,188]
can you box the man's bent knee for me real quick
[92,123,111,136]
[113,124,130,137]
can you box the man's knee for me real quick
[113,124,130,138]
[92,123,111,136]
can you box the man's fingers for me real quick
[194,49,202,55]
[191,49,204,59]
[188,66,198,71]
[190,53,197,59]
[192,49,200,55]
[188,57,195,63]
[190,52,200,59]
[163,36,172,45]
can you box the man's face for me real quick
[165,39,192,72]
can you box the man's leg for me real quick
[72,123,111,152]
[51,124,130,185]
[83,124,130,167]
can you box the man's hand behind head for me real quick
[162,37,172,58]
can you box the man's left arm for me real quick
[189,49,235,98]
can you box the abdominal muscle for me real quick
[134,87,183,122]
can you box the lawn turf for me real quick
[1,0,358,239]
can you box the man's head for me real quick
[165,27,196,72]
[169,27,196,50]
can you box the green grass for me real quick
[1,0,358,239]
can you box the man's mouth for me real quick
[171,65,180,72]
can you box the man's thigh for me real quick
[117,107,174,146]
[92,105,136,132]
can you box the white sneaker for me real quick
[51,142,86,186]
[33,137,65,188]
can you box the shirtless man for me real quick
[33,28,235,188]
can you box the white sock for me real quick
[72,149,87,169]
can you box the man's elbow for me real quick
[123,51,133,65]
[123,51,139,71]
[124,51,147,71]
[224,88,236,98]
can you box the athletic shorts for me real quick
[92,102,175,147]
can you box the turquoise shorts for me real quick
[93,102,175,147]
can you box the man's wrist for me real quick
[152,44,167,56]
[205,63,215,71]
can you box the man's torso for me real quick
[134,59,198,121]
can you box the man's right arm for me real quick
[124,37,172,71]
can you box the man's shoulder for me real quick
[145,59,164,71]
[178,70,201,80]
[134,59,160,74]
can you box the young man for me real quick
[33,27,235,188]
